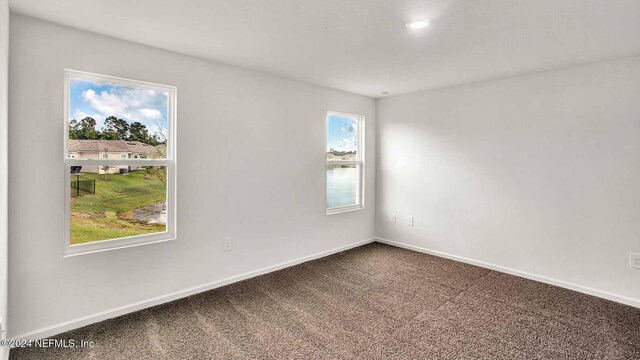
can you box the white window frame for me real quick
[63,69,177,256]
[326,111,365,215]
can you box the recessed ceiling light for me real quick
[406,20,430,30]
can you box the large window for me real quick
[326,112,364,214]
[64,70,176,255]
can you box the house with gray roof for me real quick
[68,140,164,174]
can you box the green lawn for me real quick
[70,169,166,245]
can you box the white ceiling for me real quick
[9,0,640,98]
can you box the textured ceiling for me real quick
[10,0,640,97]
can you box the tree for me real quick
[101,116,130,140]
[69,117,99,140]
[142,121,167,184]
[128,121,152,143]
[70,115,166,146]
[100,166,111,181]
[69,119,79,139]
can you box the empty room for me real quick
[0,0,639,359]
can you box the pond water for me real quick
[133,201,167,224]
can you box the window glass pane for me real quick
[69,165,167,245]
[326,164,359,209]
[327,114,358,161]
[68,78,168,159]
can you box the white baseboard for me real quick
[14,236,637,347]
[13,238,376,341]
[375,237,640,309]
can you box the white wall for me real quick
[0,0,9,353]
[8,14,375,337]
[376,56,640,305]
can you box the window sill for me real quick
[326,205,364,215]
[63,233,175,257]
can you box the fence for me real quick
[70,175,96,196]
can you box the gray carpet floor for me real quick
[10,242,640,359]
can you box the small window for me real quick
[65,70,176,255]
[326,112,364,214]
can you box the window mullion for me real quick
[66,159,170,167]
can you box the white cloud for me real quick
[136,108,162,120]
[79,85,168,136]
[335,136,356,151]
[72,109,94,120]
[82,89,128,116]
[342,122,357,133]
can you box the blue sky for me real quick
[69,79,168,137]
[327,114,357,152]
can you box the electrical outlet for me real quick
[408,216,414,226]
[223,237,232,252]
[390,213,396,223]
[630,253,640,269]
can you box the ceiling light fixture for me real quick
[406,20,430,30]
